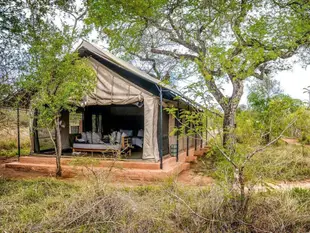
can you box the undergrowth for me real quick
[1,178,310,232]
[195,144,310,182]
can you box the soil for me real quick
[0,157,213,186]
[282,137,310,147]
[0,157,51,179]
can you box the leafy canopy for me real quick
[86,0,310,82]
[20,26,96,128]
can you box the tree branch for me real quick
[242,118,297,168]
[151,48,198,60]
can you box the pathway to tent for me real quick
[282,137,310,147]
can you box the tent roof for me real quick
[77,40,201,109]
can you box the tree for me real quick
[20,3,96,177]
[0,1,67,106]
[86,0,310,149]
[247,76,282,143]
[248,76,303,143]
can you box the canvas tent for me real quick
[76,41,202,162]
[31,41,203,165]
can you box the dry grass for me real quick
[0,108,31,157]
[1,177,310,232]
[0,127,31,157]
[195,144,310,182]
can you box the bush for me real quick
[300,133,310,145]
[2,178,310,232]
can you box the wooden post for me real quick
[33,109,40,153]
[17,104,21,161]
[186,104,189,156]
[159,86,163,169]
[176,100,179,162]
[205,115,208,146]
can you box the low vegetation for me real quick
[195,144,310,182]
[0,108,30,157]
[0,127,30,157]
[1,178,310,232]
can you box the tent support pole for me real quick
[186,105,189,156]
[176,100,179,162]
[159,86,163,169]
[33,109,40,153]
[205,115,208,146]
[200,123,203,149]
[17,104,21,161]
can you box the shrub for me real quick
[2,178,310,232]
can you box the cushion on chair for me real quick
[110,131,117,144]
[86,131,92,143]
[81,132,87,141]
[115,131,122,144]
[92,132,102,144]
[73,143,121,150]
[120,129,133,137]
[137,129,144,137]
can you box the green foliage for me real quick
[200,144,310,183]
[235,110,260,144]
[86,0,310,150]
[19,18,96,158]
[0,178,78,228]
[86,0,310,95]
[291,108,310,145]
[291,188,310,207]
[247,77,303,143]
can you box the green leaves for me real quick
[20,25,96,130]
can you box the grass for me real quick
[1,177,310,232]
[0,131,31,157]
[194,144,310,182]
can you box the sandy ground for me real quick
[0,157,213,186]
[0,157,53,179]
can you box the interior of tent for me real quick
[74,104,145,159]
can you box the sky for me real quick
[222,64,310,105]
[274,65,310,103]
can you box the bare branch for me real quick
[242,118,297,168]
[151,48,198,60]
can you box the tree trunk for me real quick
[223,106,237,151]
[55,117,62,177]
[222,78,244,150]
[204,73,244,150]
[234,167,248,217]
[262,131,271,144]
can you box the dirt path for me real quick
[281,137,310,147]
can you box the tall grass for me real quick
[1,178,310,232]
[0,108,31,157]
[0,127,30,157]
[195,144,310,182]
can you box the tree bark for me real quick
[222,106,237,150]
[55,117,62,177]
[205,75,244,149]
